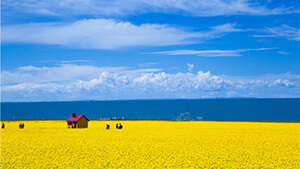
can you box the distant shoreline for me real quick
[1,97,299,103]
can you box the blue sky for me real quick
[1,0,300,101]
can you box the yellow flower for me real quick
[1,121,299,168]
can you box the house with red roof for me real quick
[66,113,89,128]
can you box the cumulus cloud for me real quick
[254,25,300,41]
[2,20,240,49]
[2,71,233,95]
[2,0,299,17]
[187,63,194,72]
[147,47,276,57]
[1,64,162,85]
[1,65,299,101]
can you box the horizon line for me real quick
[1,97,300,103]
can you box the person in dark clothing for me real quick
[19,123,24,129]
[106,124,110,129]
[118,123,123,129]
[116,123,118,129]
[2,123,5,129]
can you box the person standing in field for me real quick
[116,123,118,129]
[118,123,123,129]
[2,123,5,129]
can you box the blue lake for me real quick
[1,99,299,121]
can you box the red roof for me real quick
[66,115,89,122]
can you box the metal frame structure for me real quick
[176,112,194,121]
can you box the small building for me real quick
[66,113,89,128]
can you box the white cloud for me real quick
[150,50,241,57]
[138,63,159,68]
[271,79,295,87]
[2,65,299,101]
[60,60,93,63]
[276,51,290,55]
[1,64,162,85]
[3,70,234,96]
[2,20,240,49]
[75,72,131,92]
[187,63,194,72]
[3,0,299,17]
[254,25,300,41]
[210,23,243,32]
[221,73,300,89]
[147,48,276,57]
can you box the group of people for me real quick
[19,123,25,129]
[106,123,123,129]
[1,123,25,129]
[116,123,123,129]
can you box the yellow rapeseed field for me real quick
[1,121,299,168]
